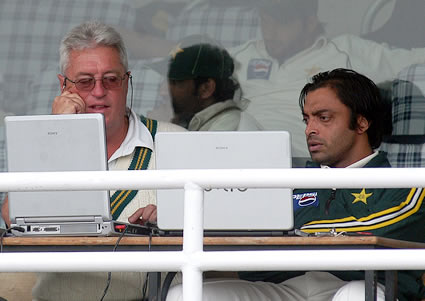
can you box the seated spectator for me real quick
[150,40,263,131]
[2,20,184,301]
[166,68,425,301]
[146,34,218,122]
[229,0,425,160]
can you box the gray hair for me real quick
[59,21,128,74]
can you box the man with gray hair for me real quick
[2,21,183,300]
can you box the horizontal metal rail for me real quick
[2,249,425,272]
[1,168,425,301]
[0,168,425,191]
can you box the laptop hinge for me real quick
[17,216,104,224]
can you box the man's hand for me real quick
[128,204,157,225]
[1,195,10,227]
[51,91,86,114]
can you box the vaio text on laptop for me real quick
[155,131,293,236]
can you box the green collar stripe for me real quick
[110,147,149,209]
[141,116,158,141]
[128,145,149,171]
[110,116,158,220]
[111,190,139,221]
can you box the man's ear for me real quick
[356,115,370,134]
[197,78,216,99]
[58,74,66,92]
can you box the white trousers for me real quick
[166,272,387,301]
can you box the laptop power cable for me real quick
[141,232,153,301]
[0,226,25,252]
[100,225,129,301]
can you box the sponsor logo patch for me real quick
[247,59,272,80]
[293,192,319,211]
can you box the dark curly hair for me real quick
[299,68,392,149]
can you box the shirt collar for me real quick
[258,36,327,65]
[320,151,379,169]
[108,108,154,163]
[346,151,379,168]
[285,36,327,65]
[188,99,242,131]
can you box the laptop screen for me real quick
[155,131,293,232]
[5,113,110,224]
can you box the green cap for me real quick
[167,43,234,80]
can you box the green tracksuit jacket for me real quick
[241,152,425,301]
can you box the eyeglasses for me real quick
[64,73,130,91]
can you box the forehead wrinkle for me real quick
[73,70,122,78]
[311,109,332,116]
[304,107,332,116]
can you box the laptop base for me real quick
[10,221,157,237]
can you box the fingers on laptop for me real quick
[128,204,157,225]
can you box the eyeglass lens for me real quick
[72,75,126,91]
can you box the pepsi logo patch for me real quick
[293,192,319,211]
[247,59,272,80]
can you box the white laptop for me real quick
[5,114,152,236]
[155,131,293,236]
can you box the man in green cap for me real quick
[154,42,262,131]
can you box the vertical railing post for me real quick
[182,182,204,301]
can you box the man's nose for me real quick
[305,120,317,136]
[91,79,107,97]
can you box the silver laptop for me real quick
[155,131,293,235]
[5,114,152,236]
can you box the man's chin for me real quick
[264,46,285,61]
[310,152,327,165]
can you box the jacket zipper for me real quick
[325,189,336,215]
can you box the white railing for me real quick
[1,168,425,301]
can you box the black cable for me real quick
[128,73,133,112]
[160,272,177,301]
[141,273,150,301]
[0,229,8,253]
[141,232,153,301]
[99,225,129,301]
[0,226,24,301]
[0,226,25,253]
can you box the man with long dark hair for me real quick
[166,69,425,301]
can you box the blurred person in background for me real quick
[229,0,425,163]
